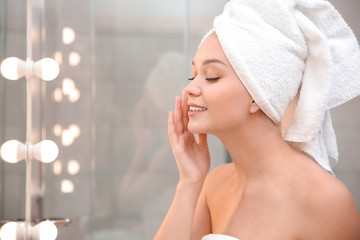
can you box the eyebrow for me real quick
[192,58,228,67]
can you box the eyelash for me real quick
[206,77,220,81]
[187,77,220,81]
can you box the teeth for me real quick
[189,106,207,111]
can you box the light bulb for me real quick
[53,160,62,175]
[32,221,58,240]
[53,88,63,102]
[53,124,63,136]
[62,27,76,45]
[68,52,81,67]
[54,51,63,65]
[0,140,26,163]
[69,124,81,138]
[68,88,80,102]
[61,129,74,146]
[39,221,58,240]
[0,222,17,240]
[32,140,59,163]
[62,78,75,95]
[0,57,26,80]
[68,159,80,175]
[33,58,60,81]
[61,179,74,193]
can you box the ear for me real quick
[250,100,260,113]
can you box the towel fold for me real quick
[207,0,360,173]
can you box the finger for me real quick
[168,111,178,144]
[182,91,189,131]
[175,96,184,133]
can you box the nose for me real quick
[183,78,201,97]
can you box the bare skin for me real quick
[154,34,360,240]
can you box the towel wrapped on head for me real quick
[204,0,360,173]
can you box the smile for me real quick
[189,106,207,111]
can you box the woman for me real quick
[154,0,360,239]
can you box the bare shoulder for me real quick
[295,170,360,239]
[205,163,235,184]
[202,163,236,193]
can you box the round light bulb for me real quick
[0,57,26,80]
[32,140,59,163]
[62,27,76,45]
[61,179,74,193]
[32,221,58,240]
[54,51,63,65]
[62,78,75,95]
[53,88,63,102]
[33,58,60,81]
[69,124,81,138]
[61,130,74,146]
[68,159,80,175]
[0,140,26,163]
[39,140,59,163]
[53,124,63,136]
[39,221,58,240]
[68,52,81,67]
[53,160,62,175]
[68,88,80,102]
[0,222,17,240]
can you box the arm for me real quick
[191,177,212,240]
[154,95,211,240]
[154,180,204,240]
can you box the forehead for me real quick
[193,33,230,66]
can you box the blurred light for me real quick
[68,52,81,66]
[0,57,25,80]
[69,124,80,138]
[68,159,80,175]
[61,179,74,193]
[53,160,62,175]
[54,51,63,65]
[61,124,81,146]
[62,78,75,95]
[0,140,26,163]
[0,222,17,240]
[53,124,63,136]
[61,129,74,146]
[53,88,63,102]
[62,27,76,45]
[68,88,81,102]
[33,58,60,81]
[32,140,59,163]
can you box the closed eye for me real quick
[188,77,195,81]
[206,77,220,81]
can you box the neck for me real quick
[216,114,297,182]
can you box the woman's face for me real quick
[185,33,253,135]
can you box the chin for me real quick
[187,122,209,134]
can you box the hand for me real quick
[168,93,210,185]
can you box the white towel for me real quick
[205,0,360,173]
[202,234,240,240]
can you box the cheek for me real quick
[207,87,250,126]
